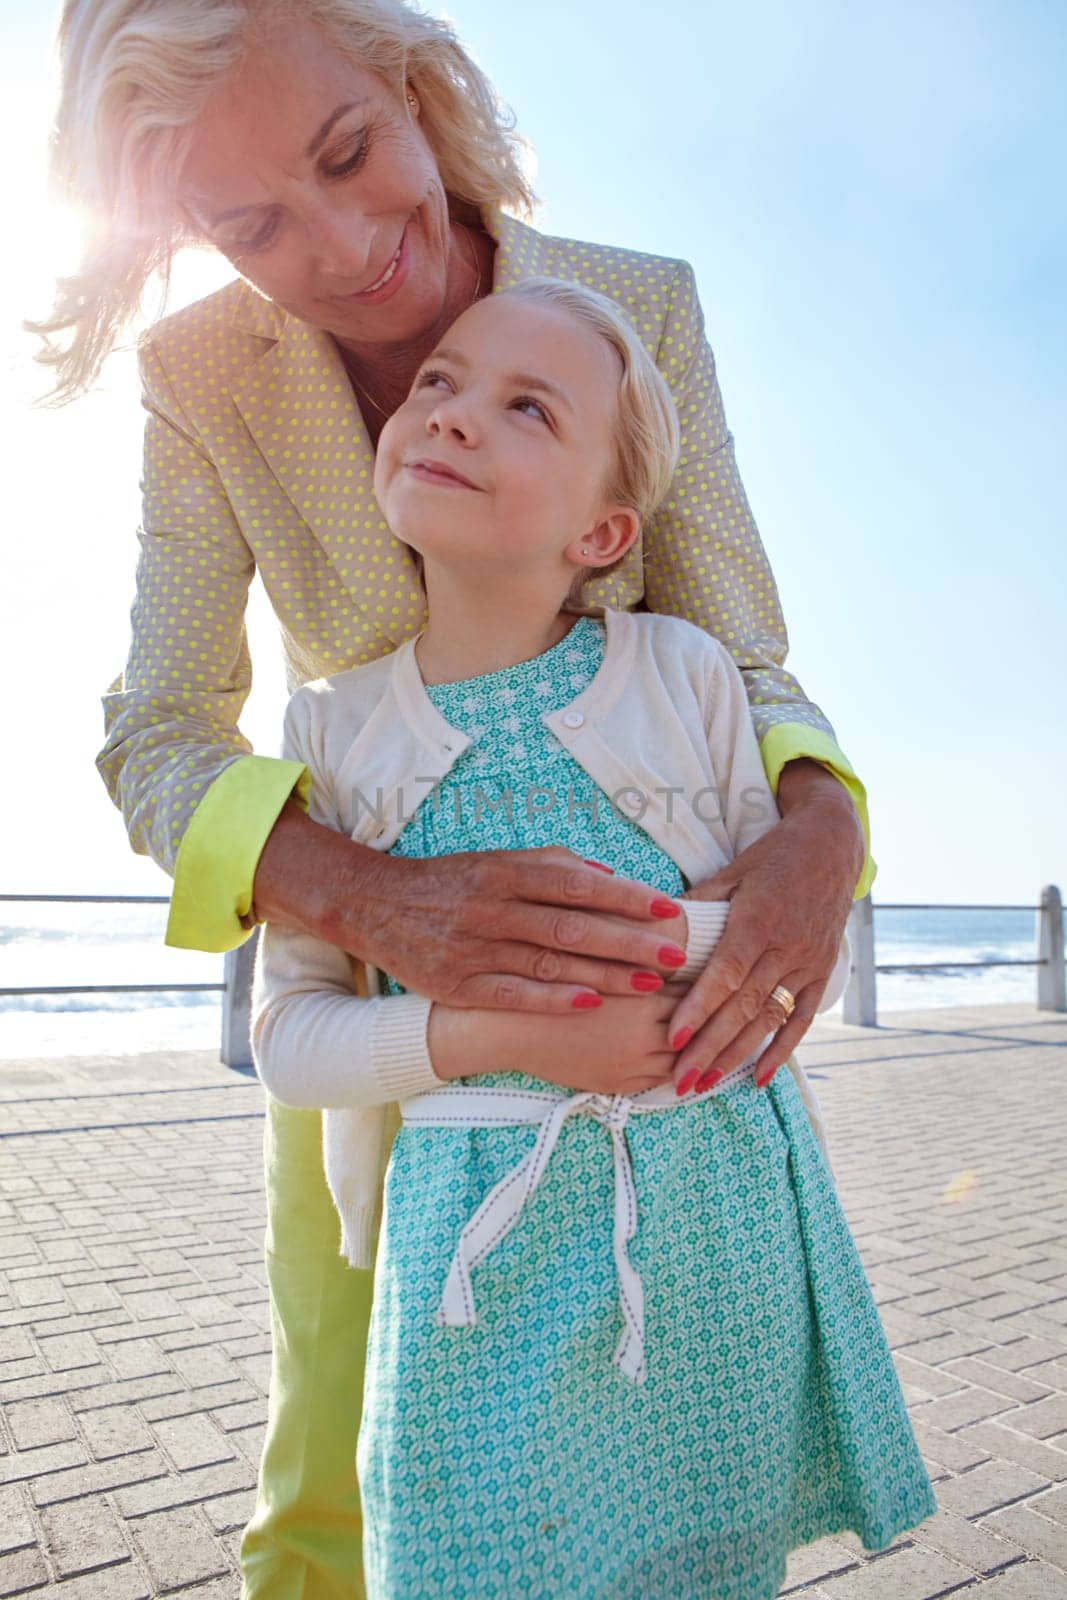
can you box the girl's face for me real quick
[374,295,637,586]
[179,18,455,350]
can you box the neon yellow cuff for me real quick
[759,723,876,900]
[165,755,312,953]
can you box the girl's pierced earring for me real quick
[406,91,419,114]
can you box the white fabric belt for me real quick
[400,1060,759,1385]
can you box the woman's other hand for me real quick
[428,989,689,1097]
[666,761,864,1093]
[252,798,689,1014]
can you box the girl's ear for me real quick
[568,505,641,573]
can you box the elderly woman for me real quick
[38,1,872,1595]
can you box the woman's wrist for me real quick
[776,759,865,881]
[249,795,391,956]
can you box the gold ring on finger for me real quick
[770,983,796,1021]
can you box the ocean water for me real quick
[0,901,1047,1061]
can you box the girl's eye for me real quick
[511,396,551,423]
[414,368,452,394]
[321,133,370,180]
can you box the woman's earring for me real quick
[406,91,419,114]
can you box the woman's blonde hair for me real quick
[501,278,680,592]
[30,0,535,402]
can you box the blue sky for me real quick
[1,0,1064,906]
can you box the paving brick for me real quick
[941,1358,1054,1404]
[936,1460,1051,1519]
[78,1404,155,1461]
[129,1505,229,1592]
[151,1412,236,1472]
[976,1560,1067,1597]
[66,1284,122,1315]
[894,1356,964,1402]
[911,1420,991,1475]
[1030,1486,1067,1526]
[1010,1395,1067,1440]
[816,1545,976,1597]
[35,1330,106,1374]
[982,1505,1067,1570]
[3,1440,86,1483]
[202,1486,255,1535]
[140,1380,250,1426]
[0,1328,35,1362]
[0,1486,35,1554]
[29,1449,171,1509]
[0,1545,48,1597]
[12,1277,64,1310]
[113,1459,254,1519]
[103,1340,173,1381]
[958,1422,1067,1482]
[918,1386,1018,1434]
[781,1538,861,1591]
[38,1498,131,1578]
[34,1559,152,1599]
[912,1508,1023,1574]
[5,1397,75,1450]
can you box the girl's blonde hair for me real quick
[30,0,535,402]
[501,278,680,591]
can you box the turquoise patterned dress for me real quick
[356,617,934,1600]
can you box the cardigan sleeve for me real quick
[643,261,874,899]
[250,690,443,1110]
[95,340,311,954]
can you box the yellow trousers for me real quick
[240,1098,370,1600]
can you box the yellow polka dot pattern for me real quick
[96,209,837,881]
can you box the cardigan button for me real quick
[562,710,585,729]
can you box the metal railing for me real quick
[4,885,1065,1064]
[842,884,1065,1026]
[0,891,246,1064]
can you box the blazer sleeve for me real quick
[250,691,442,1110]
[644,261,874,898]
[679,639,850,1013]
[95,340,310,953]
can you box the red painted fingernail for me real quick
[658,945,686,969]
[650,898,680,918]
[756,1066,778,1088]
[630,971,663,992]
[695,1068,725,1093]
[570,992,602,1009]
[583,859,614,873]
[675,1068,701,1096]
[670,1026,694,1051]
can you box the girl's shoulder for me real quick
[284,649,401,744]
[612,608,734,681]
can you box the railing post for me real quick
[221,926,260,1068]
[1037,884,1066,1012]
[843,894,877,1026]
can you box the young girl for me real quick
[252,278,934,1599]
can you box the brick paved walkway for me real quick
[1,1003,1065,1598]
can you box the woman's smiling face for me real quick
[180,18,455,348]
[374,293,638,586]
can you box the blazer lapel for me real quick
[230,307,425,646]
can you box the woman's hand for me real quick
[252,798,689,1014]
[666,761,864,1093]
[428,989,688,1097]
